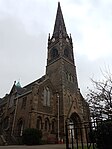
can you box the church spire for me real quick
[52,2,68,38]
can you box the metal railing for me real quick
[65,119,100,149]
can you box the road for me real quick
[0,144,66,149]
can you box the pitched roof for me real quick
[23,75,46,92]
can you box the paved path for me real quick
[0,144,66,149]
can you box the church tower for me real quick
[46,2,78,93]
[46,2,88,137]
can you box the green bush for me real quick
[96,120,112,149]
[22,128,42,145]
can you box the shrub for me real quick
[22,128,42,145]
[96,120,112,149]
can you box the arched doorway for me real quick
[70,112,81,127]
[69,112,82,143]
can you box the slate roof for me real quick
[23,75,46,92]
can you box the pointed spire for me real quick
[52,2,68,38]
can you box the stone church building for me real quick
[0,3,89,144]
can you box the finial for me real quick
[48,33,50,40]
[70,33,72,40]
[70,33,71,38]
[69,33,73,46]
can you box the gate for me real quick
[65,119,97,149]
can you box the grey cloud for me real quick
[76,53,112,97]
[0,15,46,97]
[0,0,112,98]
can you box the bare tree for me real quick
[87,72,112,120]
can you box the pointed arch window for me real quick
[17,119,24,136]
[64,49,69,57]
[68,95,72,105]
[51,48,58,59]
[66,72,75,83]
[9,96,14,108]
[44,118,50,131]
[36,117,42,130]
[3,116,9,130]
[51,119,56,133]
[64,48,73,62]
[21,96,27,109]
[43,87,51,106]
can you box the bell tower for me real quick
[47,2,74,65]
[46,2,81,135]
[46,2,78,93]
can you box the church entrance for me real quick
[65,113,96,149]
[69,112,82,143]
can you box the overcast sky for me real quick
[0,0,112,98]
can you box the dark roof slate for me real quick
[23,75,46,92]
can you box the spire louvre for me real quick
[52,2,68,38]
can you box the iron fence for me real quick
[65,119,102,149]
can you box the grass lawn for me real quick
[76,146,95,149]
[69,144,96,149]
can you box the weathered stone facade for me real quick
[0,2,90,144]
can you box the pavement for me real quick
[0,144,66,149]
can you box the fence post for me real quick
[65,121,69,149]
[71,128,74,149]
[80,126,84,149]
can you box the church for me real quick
[0,2,89,144]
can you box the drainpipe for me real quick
[11,97,18,136]
[57,93,60,143]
